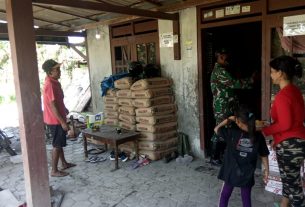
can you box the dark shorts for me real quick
[45,124,67,148]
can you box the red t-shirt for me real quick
[43,76,67,125]
[262,84,305,145]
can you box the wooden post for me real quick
[173,14,181,60]
[6,0,51,206]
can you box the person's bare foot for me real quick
[51,170,69,177]
[61,163,76,170]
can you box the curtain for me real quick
[276,27,305,54]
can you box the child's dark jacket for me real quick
[217,124,269,187]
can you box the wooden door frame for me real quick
[198,1,305,152]
[197,8,263,151]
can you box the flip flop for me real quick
[86,156,97,162]
[87,148,105,155]
[51,171,69,177]
[89,156,99,163]
[97,157,106,162]
[61,163,76,170]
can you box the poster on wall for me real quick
[283,14,305,36]
[160,32,173,48]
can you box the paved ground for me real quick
[0,127,280,207]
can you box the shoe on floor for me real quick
[109,151,115,161]
[210,159,222,166]
[182,154,193,164]
[176,156,183,164]
[119,152,128,162]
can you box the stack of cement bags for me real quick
[103,88,119,126]
[115,77,137,131]
[132,77,178,160]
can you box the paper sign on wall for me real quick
[160,32,173,48]
[283,14,305,36]
[225,5,240,16]
[216,9,224,18]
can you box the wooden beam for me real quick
[36,28,86,36]
[94,0,125,6]
[0,24,85,36]
[0,8,71,28]
[34,16,71,28]
[70,45,87,61]
[5,0,51,207]
[71,0,223,31]
[158,0,223,12]
[143,0,162,7]
[33,4,99,22]
[32,0,179,20]
[73,16,139,31]
[173,15,181,60]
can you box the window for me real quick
[110,19,159,74]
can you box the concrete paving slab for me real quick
[0,189,22,207]
[0,128,282,207]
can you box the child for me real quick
[214,105,269,207]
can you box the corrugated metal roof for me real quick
[0,0,189,32]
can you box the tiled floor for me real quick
[0,127,280,207]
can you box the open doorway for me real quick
[201,21,262,156]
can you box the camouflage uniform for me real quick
[210,63,252,160]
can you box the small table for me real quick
[82,125,139,170]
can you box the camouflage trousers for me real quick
[211,112,229,143]
[276,138,305,207]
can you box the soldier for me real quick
[210,48,253,165]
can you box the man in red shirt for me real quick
[42,59,76,177]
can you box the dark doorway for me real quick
[202,21,262,156]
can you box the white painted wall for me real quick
[86,25,112,113]
[159,7,204,158]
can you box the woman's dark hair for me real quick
[234,104,256,142]
[269,55,303,81]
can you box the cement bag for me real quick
[139,147,176,161]
[104,103,119,111]
[130,77,173,91]
[119,106,135,116]
[135,104,177,117]
[131,88,172,99]
[118,98,133,107]
[104,118,119,126]
[132,95,175,108]
[139,131,178,141]
[119,121,136,131]
[138,137,178,151]
[106,88,118,97]
[119,114,136,124]
[136,122,177,133]
[114,77,133,89]
[104,110,119,119]
[136,114,177,125]
[116,89,132,98]
[103,96,118,104]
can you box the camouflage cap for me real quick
[42,59,61,73]
[215,48,229,55]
